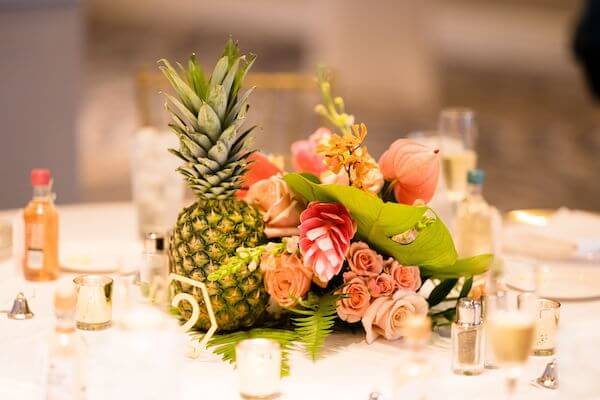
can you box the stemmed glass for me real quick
[437,108,478,202]
[486,293,537,399]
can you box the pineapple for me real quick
[160,39,268,331]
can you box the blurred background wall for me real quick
[1,0,598,211]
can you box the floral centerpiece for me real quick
[160,39,491,372]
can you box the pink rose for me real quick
[337,277,371,323]
[299,202,357,283]
[244,175,304,238]
[386,258,422,292]
[348,242,384,278]
[263,253,312,308]
[291,128,331,175]
[367,273,396,298]
[237,152,282,199]
[361,290,428,344]
[378,139,440,205]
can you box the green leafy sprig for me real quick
[207,242,286,282]
[288,293,339,361]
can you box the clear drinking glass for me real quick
[130,127,185,238]
[438,108,478,202]
[518,294,561,356]
[486,293,537,399]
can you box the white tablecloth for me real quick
[1,203,599,399]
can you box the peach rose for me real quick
[367,273,396,298]
[320,170,350,186]
[245,176,304,238]
[263,253,312,308]
[386,258,421,292]
[361,290,428,344]
[337,277,371,323]
[291,128,331,175]
[348,242,384,278]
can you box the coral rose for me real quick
[378,139,440,205]
[348,242,384,278]
[385,258,422,292]
[367,274,396,298]
[262,253,312,308]
[237,152,282,199]
[291,128,331,175]
[299,202,357,283]
[361,290,428,344]
[337,277,371,323]
[244,175,304,238]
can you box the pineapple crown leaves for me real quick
[159,38,258,199]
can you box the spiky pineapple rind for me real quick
[169,198,268,332]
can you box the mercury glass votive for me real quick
[518,294,560,356]
[236,338,281,399]
[73,275,113,330]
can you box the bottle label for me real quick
[26,222,44,269]
[46,357,79,400]
[27,249,44,269]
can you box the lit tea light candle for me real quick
[236,338,281,399]
[73,275,113,330]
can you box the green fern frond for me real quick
[206,328,296,376]
[289,294,338,361]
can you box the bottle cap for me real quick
[144,232,165,253]
[456,298,482,325]
[31,169,51,186]
[467,169,485,185]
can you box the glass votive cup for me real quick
[236,338,281,399]
[73,275,113,331]
[518,294,560,356]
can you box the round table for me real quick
[0,203,598,399]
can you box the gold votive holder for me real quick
[236,338,281,399]
[518,294,560,356]
[73,275,113,331]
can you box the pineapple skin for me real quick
[169,198,268,331]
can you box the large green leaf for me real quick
[284,173,491,278]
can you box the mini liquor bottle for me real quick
[454,169,501,258]
[393,315,434,400]
[136,232,169,305]
[23,169,59,281]
[45,284,86,400]
[452,298,484,375]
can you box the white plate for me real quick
[505,258,600,301]
[60,241,141,274]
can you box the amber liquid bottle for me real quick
[23,169,59,281]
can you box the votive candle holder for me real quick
[236,338,281,399]
[73,274,113,331]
